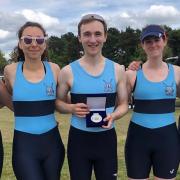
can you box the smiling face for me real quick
[78,20,107,57]
[141,36,167,59]
[19,26,46,61]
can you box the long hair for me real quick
[14,21,48,62]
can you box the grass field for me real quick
[1,107,180,180]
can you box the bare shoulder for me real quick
[125,69,137,89]
[4,62,17,71]
[49,62,60,72]
[48,62,60,81]
[126,69,137,77]
[58,64,73,88]
[114,63,125,74]
[4,63,17,77]
[173,64,180,71]
[113,63,126,84]
[172,65,180,82]
[60,64,72,76]
[4,63,18,91]
[172,65,180,77]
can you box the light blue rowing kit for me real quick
[70,58,117,132]
[12,61,65,180]
[68,59,118,180]
[132,63,176,128]
[13,61,57,134]
[125,64,180,179]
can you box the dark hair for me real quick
[14,21,48,62]
[78,14,107,36]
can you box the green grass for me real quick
[1,107,180,180]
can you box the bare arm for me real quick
[55,65,89,117]
[0,80,13,111]
[4,63,18,95]
[173,65,180,97]
[126,70,137,101]
[103,63,129,128]
[1,64,16,111]
[55,65,72,112]
[49,62,61,84]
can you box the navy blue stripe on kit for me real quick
[70,92,116,108]
[134,99,175,114]
[13,100,55,116]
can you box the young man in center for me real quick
[56,14,128,180]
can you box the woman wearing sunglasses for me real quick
[3,21,65,180]
[125,25,180,180]
[0,79,13,178]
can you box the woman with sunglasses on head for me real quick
[125,25,180,180]
[4,21,65,180]
[0,80,13,178]
[56,14,128,180]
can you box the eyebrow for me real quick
[82,30,103,34]
[22,35,44,37]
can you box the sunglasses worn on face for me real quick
[21,36,46,45]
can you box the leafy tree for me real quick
[61,32,81,64]
[48,33,81,67]
[9,50,18,63]
[6,26,180,67]
[168,29,180,56]
[118,27,140,67]
[48,36,66,66]
[103,27,122,63]
[0,50,8,74]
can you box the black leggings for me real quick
[12,126,65,180]
[178,115,180,133]
[125,122,180,179]
[0,131,3,178]
[67,126,118,180]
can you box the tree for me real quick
[61,32,81,64]
[9,49,18,63]
[103,27,122,63]
[168,29,180,56]
[6,26,180,67]
[48,33,81,67]
[0,50,8,74]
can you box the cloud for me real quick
[144,5,180,27]
[78,1,108,8]
[0,12,26,32]
[104,4,180,30]
[145,5,179,17]
[16,9,67,35]
[0,0,10,6]
[20,9,59,27]
[0,9,67,58]
[0,30,10,39]
[0,1,180,59]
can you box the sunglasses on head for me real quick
[20,36,46,45]
[81,14,105,23]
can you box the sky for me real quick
[0,0,180,59]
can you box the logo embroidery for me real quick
[44,83,55,96]
[170,169,174,174]
[103,79,113,92]
[163,82,174,96]
[113,173,117,177]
